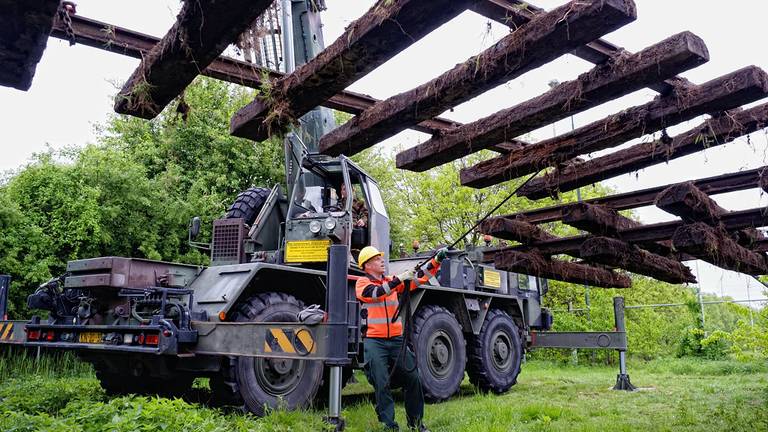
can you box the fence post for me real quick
[612,296,636,391]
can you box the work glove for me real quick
[297,304,325,325]
[397,269,415,281]
[435,247,448,262]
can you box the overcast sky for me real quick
[1,0,767,305]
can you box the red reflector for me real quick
[137,334,145,344]
[144,334,159,345]
[162,330,172,337]
[27,330,41,340]
[45,331,55,341]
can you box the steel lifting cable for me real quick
[388,169,543,382]
[415,168,544,270]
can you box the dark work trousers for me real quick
[363,336,424,429]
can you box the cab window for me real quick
[366,180,388,217]
[290,168,342,218]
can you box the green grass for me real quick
[0,348,93,380]
[0,355,766,431]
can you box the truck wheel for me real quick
[226,187,271,225]
[466,309,522,394]
[232,292,324,416]
[412,305,466,402]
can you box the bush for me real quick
[700,330,731,360]
[677,327,705,358]
[677,328,732,360]
[728,320,768,361]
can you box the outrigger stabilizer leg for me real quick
[324,245,350,431]
[612,297,636,391]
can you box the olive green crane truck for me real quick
[0,2,631,427]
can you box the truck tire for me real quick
[231,292,324,416]
[412,305,466,402]
[466,309,522,394]
[226,187,271,225]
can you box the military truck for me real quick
[0,1,629,423]
[3,147,555,412]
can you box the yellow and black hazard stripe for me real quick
[263,327,316,356]
[0,322,15,341]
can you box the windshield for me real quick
[289,167,343,218]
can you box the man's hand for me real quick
[436,247,448,262]
[396,269,415,281]
[356,219,366,227]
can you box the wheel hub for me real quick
[255,357,305,397]
[495,339,509,360]
[269,358,294,375]
[491,329,513,372]
[427,330,454,378]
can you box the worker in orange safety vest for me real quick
[355,245,447,432]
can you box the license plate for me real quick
[285,240,331,263]
[79,332,103,344]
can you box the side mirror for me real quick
[537,277,549,297]
[189,216,201,240]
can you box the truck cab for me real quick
[283,154,390,267]
[223,153,390,272]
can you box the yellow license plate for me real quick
[483,269,502,289]
[79,332,103,344]
[285,240,331,263]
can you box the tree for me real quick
[99,77,285,215]
[0,78,285,318]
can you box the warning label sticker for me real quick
[285,240,331,263]
[483,269,502,289]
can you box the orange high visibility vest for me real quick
[356,258,440,338]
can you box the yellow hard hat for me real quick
[358,246,384,268]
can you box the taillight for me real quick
[45,331,55,341]
[144,334,159,346]
[27,329,41,340]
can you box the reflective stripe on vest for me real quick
[366,317,403,325]
[359,291,402,338]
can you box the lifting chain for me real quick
[58,1,78,46]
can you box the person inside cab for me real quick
[339,182,367,228]
[355,245,447,432]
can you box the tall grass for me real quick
[0,358,766,431]
[0,347,93,380]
